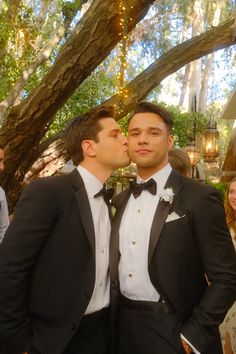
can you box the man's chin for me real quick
[116,158,131,169]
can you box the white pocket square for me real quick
[166,211,185,223]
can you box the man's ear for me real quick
[81,140,96,157]
[168,134,175,149]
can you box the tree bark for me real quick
[199,54,213,113]
[179,64,190,108]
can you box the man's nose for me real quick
[138,132,148,144]
[121,135,128,146]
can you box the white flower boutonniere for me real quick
[159,187,175,204]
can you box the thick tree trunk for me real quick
[179,64,190,108]
[188,0,204,112]
[198,0,223,113]
[199,54,213,113]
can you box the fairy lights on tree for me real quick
[116,0,133,113]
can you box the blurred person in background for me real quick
[0,144,9,243]
[168,148,191,177]
[220,177,236,354]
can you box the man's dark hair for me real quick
[128,101,173,133]
[0,143,5,151]
[65,106,115,166]
[168,148,191,176]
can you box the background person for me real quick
[0,107,130,354]
[110,101,236,354]
[220,177,236,354]
[0,144,9,243]
[168,147,191,177]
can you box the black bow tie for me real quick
[94,185,114,205]
[129,178,157,199]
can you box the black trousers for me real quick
[117,296,186,354]
[117,296,223,354]
[63,307,110,354]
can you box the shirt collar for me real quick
[137,163,172,192]
[77,165,103,198]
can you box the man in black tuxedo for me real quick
[110,102,236,354]
[0,106,130,354]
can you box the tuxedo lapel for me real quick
[69,168,95,253]
[148,170,183,264]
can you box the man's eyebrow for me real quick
[128,127,140,132]
[110,128,121,133]
[129,127,161,131]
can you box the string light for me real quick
[116,0,132,112]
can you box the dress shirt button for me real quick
[101,249,104,254]
[99,282,103,287]
[132,241,136,245]
[138,209,141,213]
[111,280,117,288]
[128,273,132,277]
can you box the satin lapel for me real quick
[148,170,183,264]
[110,189,131,281]
[69,169,95,253]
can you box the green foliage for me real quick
[206,180,227,200]
[0,0,65,101]
[167,105,207,147]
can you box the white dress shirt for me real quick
[0,187,9,244]
[77,165,110,314]
[119,163,172,301]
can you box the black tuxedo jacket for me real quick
[110,170,236,353]
[0,169,98,354]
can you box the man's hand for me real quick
[181,338,192,354]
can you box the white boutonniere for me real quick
[159,187,175,204]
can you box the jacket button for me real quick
[71,322,77,330]
[84,293,90,300]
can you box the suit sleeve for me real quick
[0,179,59,354]
[181,187,236,352]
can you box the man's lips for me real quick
[136,149,152,154]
